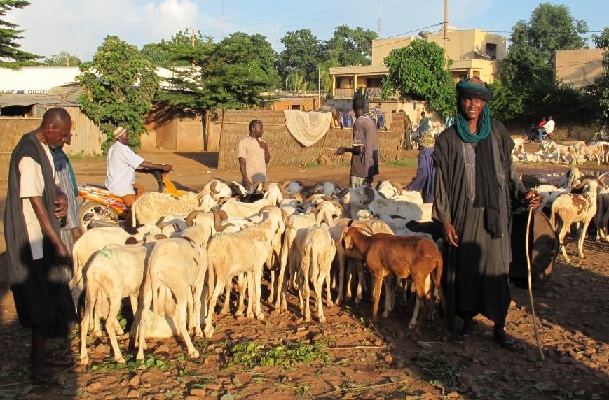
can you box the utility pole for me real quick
[443,0,448,50]
[221,0,225,38]
[377,0,382,35]
[318,66,321,109]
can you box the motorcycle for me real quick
[78,169,186,231]
[522,124,549,144]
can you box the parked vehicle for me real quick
[78,169,185,231]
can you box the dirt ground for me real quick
[1,148,608,399]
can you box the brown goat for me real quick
[343,226,443,334]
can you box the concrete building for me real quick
[554,48,604,88]
[329,27,506,100]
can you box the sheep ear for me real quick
[362,186,375,204]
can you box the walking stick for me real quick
[525,206,545,361]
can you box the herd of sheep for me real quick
[72,168,609,366]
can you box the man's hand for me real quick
[335,147,346,156]
[54,191,68,218]
[443,220,459,247]
[524,190,542,210]
[257,139,268,151]
[161,164,173,172]
[54,240,70,264]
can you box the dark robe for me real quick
[432,120,526,332]
[4,132,76,337]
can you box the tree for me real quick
[589,28,609,127]
[324,25,377,67]
[77,36,160,152]
[497,3,588,121]
[0,0,39,65]
[381,39,455,117]
[277,29,321,90]
[154,31,278,144]
[43,51,81,66]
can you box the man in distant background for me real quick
[336,93,379,187]
[543,116,555,140]
[238,119,270,191]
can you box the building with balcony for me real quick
[329,27,507,100]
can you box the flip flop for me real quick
[494,335,525,351]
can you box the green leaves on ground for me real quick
[226,340,330,369]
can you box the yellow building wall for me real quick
[555,49,604,88]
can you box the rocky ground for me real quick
[0,149,608,400]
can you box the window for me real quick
[336,77,342,88]
[486,43,497,60]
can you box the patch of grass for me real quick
[226,340,331,369]
[303,160,322,168]
[412,350,468,395]
[384,158,417,167]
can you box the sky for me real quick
[6,0,608,62]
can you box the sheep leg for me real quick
[355,260,365,304]
[577,221,591,259]
[136,282,154,361]
[253,268,265,321]
[105,293,126,364]
[325,274,333,307]
[79,281,97,365]
[314,273,326,323]
[410,278,429,337]
[382,276,396,318]
[303,273,311,322]
[268,266,276,304]
[371,273,384,321]
[243,273,254,319]
[220,283,231,315]
[235,274,247,317]
[174,292,199,359]
[557,219,571,263]
[204,281,225,339]
[335,252,347,305]
[345,258,354,301]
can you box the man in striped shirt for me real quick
[238,119,270,191]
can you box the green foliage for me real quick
[589,28,609,126]
[43,51,81,66]
[384,158,417,168]
[278,29,322,90]
[497,3,588,123]
[381,39,455,117]
[0,0,39,65]
[226,340,330,369]
[324,25,377,67]
[155,30,277,121]
[77,36,160,153]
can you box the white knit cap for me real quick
[114,127,127,139]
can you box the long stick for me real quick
[525,207,545,361]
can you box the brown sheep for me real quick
[342,226,443,335]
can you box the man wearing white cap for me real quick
[105,127,172,208]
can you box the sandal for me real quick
[493,329,525,351]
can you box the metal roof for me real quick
[0,83,83,108]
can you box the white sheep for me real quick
[80,241,154,365]
[297,225,336,323]
[344,185,432,222]
[136,223,212,360]
[132,191,202,226]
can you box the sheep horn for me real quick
[185,210,206,227]
[258,204,276,216]
[262,182,271,192]
[362,186,375,205]
[210,180,220,194]
[216,221,235,232]
[213,210,229,231]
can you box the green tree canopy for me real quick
[589,28,609,127]
[43,51,81,66]
[494,3,588,122]
[278,29,321,90]
[324,25,377,67]
[0,0,39,65]
[381,39,455,117]
[77,36,160,152]
[154,30,277,137]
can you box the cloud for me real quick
[6,0,207,61]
